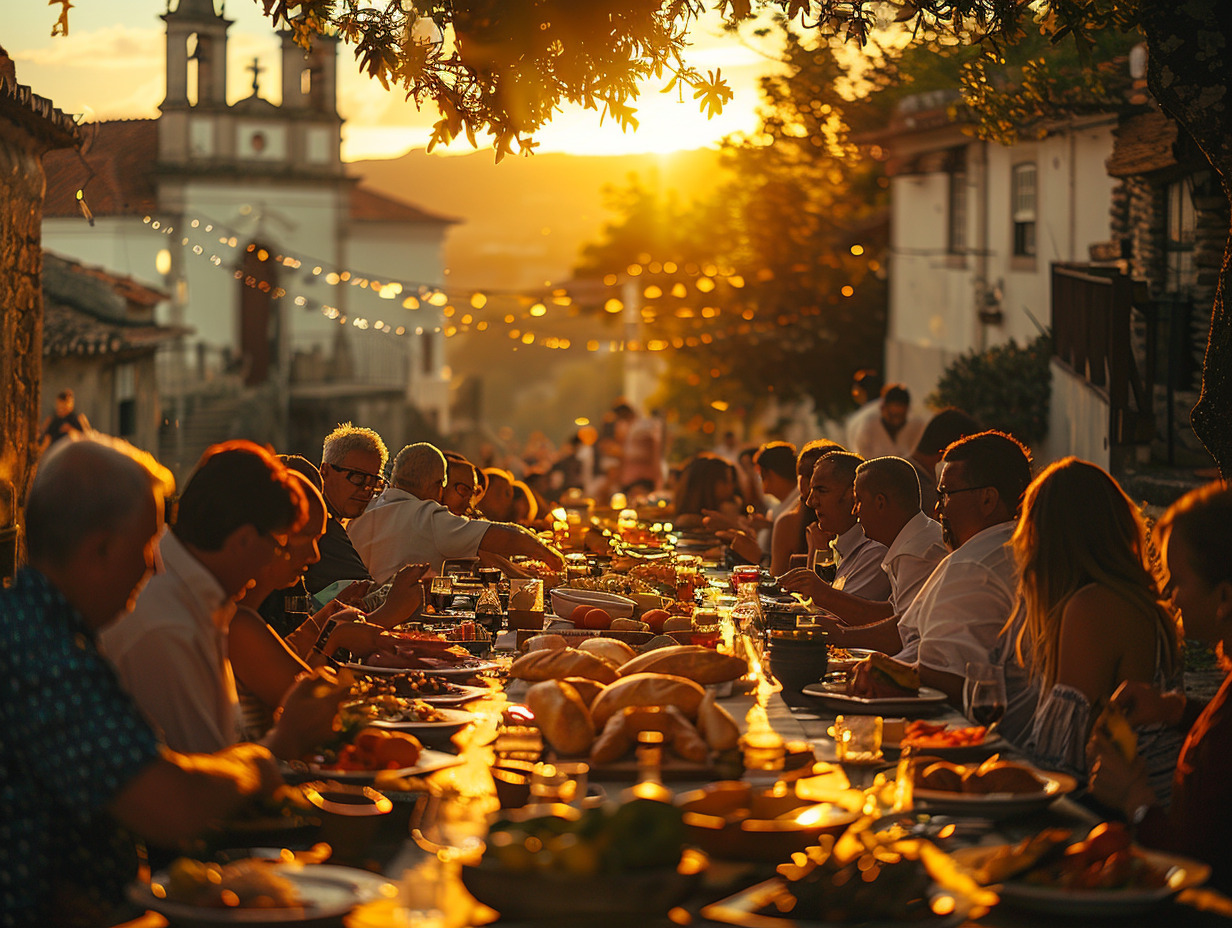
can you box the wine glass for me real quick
[964,661,1007,735]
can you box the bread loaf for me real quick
[589,672,706,727]
[525,680,595,756]
[510,647,619,684]
[617,645,747,684]
[523,633,568,652]
[562,676,605,707]
[578,637,637,667]
[589,705,708,765]
[696,691,740,751]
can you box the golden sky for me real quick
[8,1,785,160]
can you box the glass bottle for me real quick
[475,583,503,638]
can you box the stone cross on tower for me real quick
[247,56,264,95]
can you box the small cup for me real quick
[832,715,883,763]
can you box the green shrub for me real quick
[928,333,1052,447]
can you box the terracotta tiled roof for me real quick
[350,185,457,224]
[0,63,79,149]
[41,251,184,359]
[1106,110,1179,178]
[42,119,159,219]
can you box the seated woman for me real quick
[228,473,411,738]
[673,452,742,532]
[1089,481,1232,893]
[1004,458,1183,800]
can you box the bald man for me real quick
[0,440,289,926]
[348,443,564,579]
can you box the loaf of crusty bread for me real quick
[510,647,619,684]
[523,633,568,652]
[589,672,706,727]
[559,676,604,707]
[616,645,747,684]
[525,679,595,756]
[578,637,637,667]
[696,691,740,751]
[589,705,708,765]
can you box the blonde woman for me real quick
[1006,457,1183,800]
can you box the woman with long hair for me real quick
[1005,457,1183,799]
[673,452,741,530]
[1089,481,1232,893]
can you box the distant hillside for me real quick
[350,148,728,292]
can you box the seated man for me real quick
[784,456,947,628]
[779,451,892,604]
[348,443,565,580]
[442,451,480,516]
[841,431,1032,711]
[306,422,385,594]
[1,439,293,927]
[101,441,345,756]
[850,383,924,459]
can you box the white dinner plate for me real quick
[800,682,949,714]
[700,877,970,928]
[343,658,500,678]
[952,845,1209,916]
[291,747,463,783]
[885,731,1007,762]
[913,769,1078,818]
[353,706,476,732]
[129,862,396,925]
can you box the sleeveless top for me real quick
[1024,599,1183,805]
[41,411,84,446]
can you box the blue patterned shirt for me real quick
[0,568,162,926]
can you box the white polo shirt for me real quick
[347,487,490,583]
[881,511,948,614]
[830,522,891,601]
[894,520,1018,676]
[100,530,241,754]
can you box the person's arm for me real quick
[715,528,763,566]
[478,522,564,571]
[918,664,964,707]
[1111,680,1194,729]
[830,616,903,654]
[364,563,430,628]
[810,583,895,626]
[75,411,91,431]
[108,743,283,847]
[259,669,348,761]
[229,609,311,709]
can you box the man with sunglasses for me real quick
[305,423,387,594]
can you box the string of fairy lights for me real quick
[142,210,874,353]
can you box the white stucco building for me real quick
[40,0,455,474]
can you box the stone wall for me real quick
[0,129,47,528]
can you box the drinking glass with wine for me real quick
[964,661,1006,734]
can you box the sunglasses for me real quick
[328,463,386,490]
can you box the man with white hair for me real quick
[306,421,386,594]
[348,442,565,580]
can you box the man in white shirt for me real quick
[850,384,925,460]
[877,431,1033,707]
[101,441,346,756]
[791,456,948,632]
[779,452,891,604]
[348,443,565,581]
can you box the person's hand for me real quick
[265,668,348,761]
[1111,680,1185,728]
[805,523,834,554]
[778,566,825,601]
[210,741,284,798]
[384,562,432,614]
[324,620,388,659]
[702,509,749,534]
[1087,726,1154,817]
[715,529,763,566]
[537,542,565,572]
[334,580,374,609]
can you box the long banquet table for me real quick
[117,636,1232,928]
